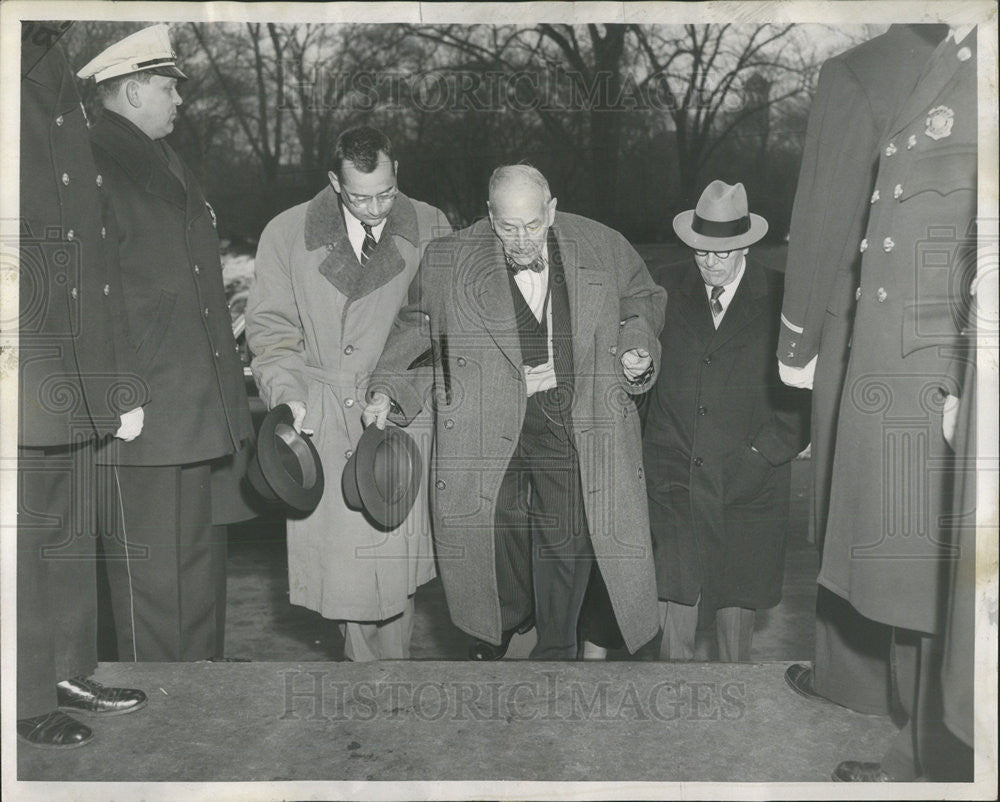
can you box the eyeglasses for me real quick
[694,249,732,260]
[342,186,398,209]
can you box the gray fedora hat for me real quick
[246,404,324,513]
[342,425,422,530]
[672,180,768,251]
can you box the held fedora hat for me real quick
[246,404,324,513]
[672,180,768,252]
[342,425,422,530]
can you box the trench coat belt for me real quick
[303,364,366,391]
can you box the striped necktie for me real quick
[360,222,377,265]
[710,285,724,317]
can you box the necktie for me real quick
[710,285,724,317]
[360,223,377,265]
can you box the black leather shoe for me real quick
[833,761,896,782]
[56,676,147,716]
[469,615,535,661]
[17,711,93,748]
[784,663,828,704]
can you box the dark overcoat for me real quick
[643,260,810,622]
[89,110,254,522]
[370,212,666,653]
[819,33,977,635]
[19,32,146,446]
[777,24,946,545]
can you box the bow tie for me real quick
[507,256,546,275]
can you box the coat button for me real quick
[344,449,353,460]
[194,265,200,275]
[609,345,618,356]
[100,226,106,239]
[637,467,643,480]
[877,287,888,303]
[693,457,703,467]
[67,230,75,241]
[70,287,78,299]
[456,357,467,367]
[435,480,446,490]
[61,172,70,185]
[703,355,711,366]
[214,350,220,358]
[957,46,971,62]
[203,307,209,317]
[855,287,862,300]
[870,189,880,204]
[344,398,355,407]
[444,419,454,429]
[893,184,903,199]
[859,238,868,253]
[234,343,240,352]
[103,284,110,296]
[907,134,917,149]
[95,174,103,187]
[883,237,895,252]
[697,405,707,416]
[344,345,354,355]
[884,142,897,157]
[55,115,64,126]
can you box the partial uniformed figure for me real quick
[17,21,148,748]
[821,26,977,782]
[777,24,947,717]
[245,126,449,660]
[78,25,255,661]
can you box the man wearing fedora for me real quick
[643,181,809,662]
[366,164,665,660]
[78,25,255,662]
[246,125,450,661]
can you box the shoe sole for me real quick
[58,698,148,717]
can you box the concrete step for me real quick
[18,660,897,784]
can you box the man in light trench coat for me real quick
[365,165,665,660]
[246,126,451,661]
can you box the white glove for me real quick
[621,348,652,381]
[286,400,313,435]
[779,355,817,389]
[114,406,144,441]
[942,393,959,450]
[362,392,391,430]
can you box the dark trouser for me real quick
[494,391,594,659]
[882,627,973,781]
[17,443,99,718]
[578,561,625,651]
[99,462,227,661]
[813,586,892,714]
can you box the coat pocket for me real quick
[899,148,976,202]
[901,301,962,358]
[135,289,177,368]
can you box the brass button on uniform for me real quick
[883,237,895,252]
[70,287,78,299]
[609,345,618,356]
[344,398,355,407]
[67,230,75,241]
[345,449,353,460]
[344,345,354,355]
[55,115,64,126]
[884,142,897,157]
[61,172,70,185]
[855,287,862,300]
[95,174,103,187]
[693,457,704,467]
[893,184,903,199]
[877,287,888,303]
[444,419,454,429]
[697,405,707,416]
[100,227,106,239]
[193,265,200,275]
[103,284,110,296]
[860,238,868,253]
[703,356,712,366]
[203,307,209,317]
[637,467,643,480]
[907,134,917,149]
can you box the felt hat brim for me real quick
[672,211,768,251]
[246,404,324,513]
[343,425,422,530]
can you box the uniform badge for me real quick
[925,106,954,140]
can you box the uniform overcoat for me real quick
[19,35,146,446]
[369,212,666,652]
[643,260,810,621]
[89,111,253,471]
[820,34,977,635]
[246,188,450,621]
[777,24,946,545]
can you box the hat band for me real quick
[133,56,177,70]
[691,213,750,238]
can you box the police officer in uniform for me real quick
[77,25,255,662]
[820,25,977,782]
[17,21,148,748]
